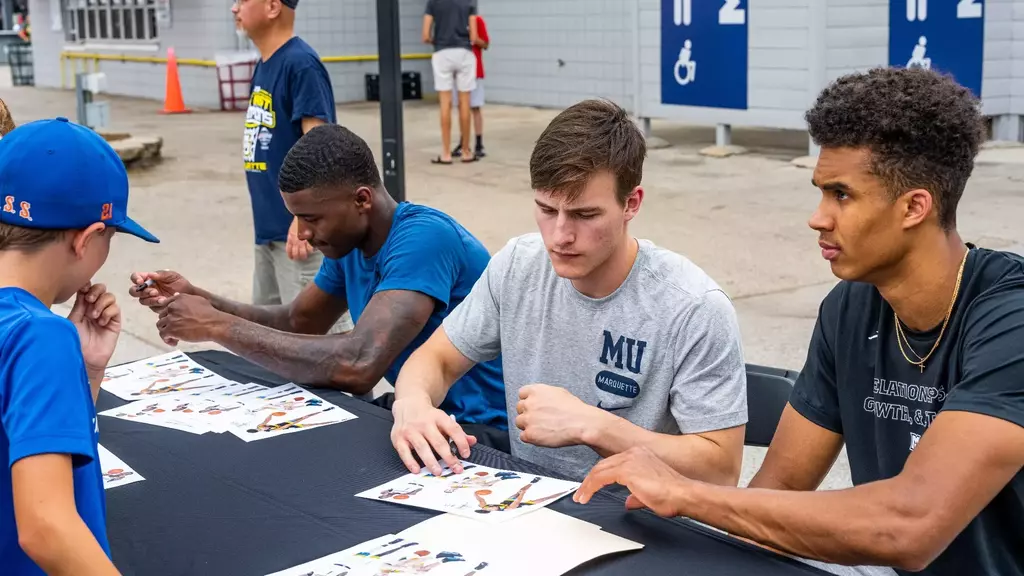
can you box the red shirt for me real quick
[474,16,489,79]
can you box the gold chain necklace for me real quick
[894,249,969,373]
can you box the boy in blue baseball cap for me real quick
[0,117,157,574]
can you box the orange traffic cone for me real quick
[160,47,191,114]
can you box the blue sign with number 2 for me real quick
[661,0,749,110]
[889,0,984,97]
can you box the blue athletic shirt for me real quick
[0,288,108,573]
[314,202,508,429]
[243,36,336,244]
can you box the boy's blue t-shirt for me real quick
[314,202,508,429]
[243,36,336,245]
[0,288,108,573]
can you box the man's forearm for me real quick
[193,286,292,332]
[677,479,935,570]
[214,316,378,394]
[583,414,739,485]
[393,341,465,408]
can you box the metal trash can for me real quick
[6,43,33,87]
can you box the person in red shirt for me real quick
[453,13,489,159]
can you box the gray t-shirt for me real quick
[425,0,475,52]
[442,233,748,480]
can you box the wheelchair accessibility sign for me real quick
[661,0,749,110]
[889,0,984,98]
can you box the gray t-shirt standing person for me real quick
[390,99,748,484]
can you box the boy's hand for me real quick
[129,270,195,311]
[69,283,121,375]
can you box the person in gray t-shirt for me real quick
[390,99,747,483]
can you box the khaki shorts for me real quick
[432,47,477,93]
[252,242,353,333]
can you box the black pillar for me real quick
[376,0,406,202]
[2,0,15,32]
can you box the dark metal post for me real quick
[376,0,406,202]
[2,0,14,32]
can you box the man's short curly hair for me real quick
[805,67,986,230]
[278,123,381,195]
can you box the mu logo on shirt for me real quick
[595,330,648,403]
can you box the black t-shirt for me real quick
[790,246,1024,576]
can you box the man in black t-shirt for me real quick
[574,67,1024,576]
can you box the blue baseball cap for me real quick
[0,117,158,243]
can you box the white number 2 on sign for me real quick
[674,0,745,27]
[719,0,745,25]
[957,0,982,19]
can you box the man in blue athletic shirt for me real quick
[0,118,159,574]
[234,0,341,314]
[130,124,509,449]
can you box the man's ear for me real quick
[901,188,933,230]
[624,186,644,222]
[266,0,283,18]
[72,223,108,258]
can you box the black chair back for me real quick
[744,366,797,447]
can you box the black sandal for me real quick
[431,156,453,165]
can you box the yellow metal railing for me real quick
[59,51,432,88]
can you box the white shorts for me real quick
[432,47,477,93]
[452,80,485,108]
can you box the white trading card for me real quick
[99,396,212,435]
[101,351,224,401]
[227,399,358,442]
[97,444,145,489]
[266,534,492,576]
[165,396,251,433]
[355,461,580,524]
[264,534,402,576]
[212,381,271,399]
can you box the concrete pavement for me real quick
[4,75,1024,489]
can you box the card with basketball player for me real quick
[97,444,145,490]
[355,461,580,524]
[101,351,223,401]
[226,392,358,442]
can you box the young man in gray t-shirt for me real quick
[390,99,748,484]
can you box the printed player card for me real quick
[101,351,224,401]
[98,395,214,435]
[265,533,492,576]
[97,444,145,489]
[226,388,358,442]
[355,461,580,524]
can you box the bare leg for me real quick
[472,107,483,140]
[458,91,473,160]
[438,90,454,162]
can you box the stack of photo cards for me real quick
[97,445,145,490]
[266,508,643,576]
[99,352,358,440]
[355,461,580,524]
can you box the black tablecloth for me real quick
[97,350,828,576]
